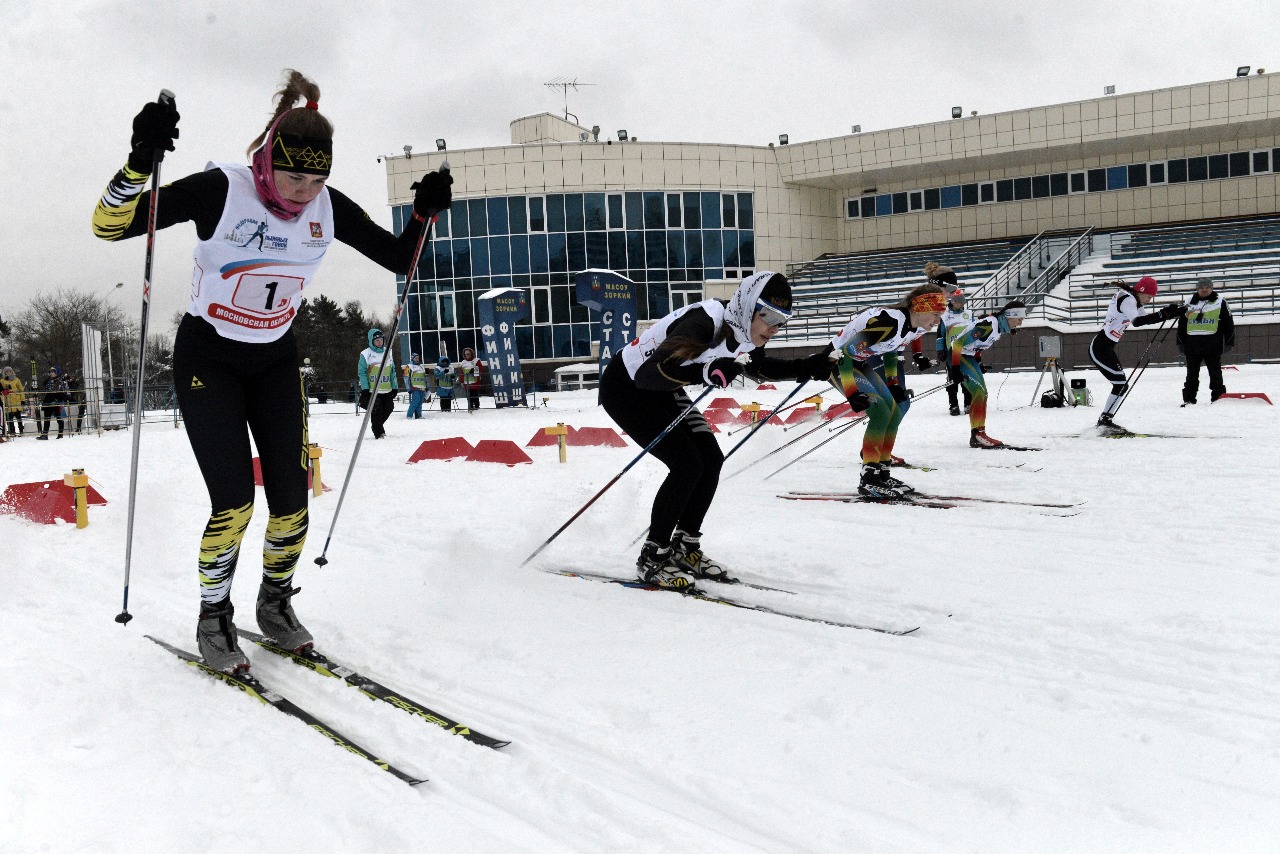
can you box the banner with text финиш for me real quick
[573,269,637,378]
[477,287,528,408]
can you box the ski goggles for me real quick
[754,299,794,328]
[1004,307,1027,320]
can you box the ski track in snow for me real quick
[1,365,1278,852]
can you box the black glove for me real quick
[912,353,933,372]
[1159,303,1184,321]
[358,389,371,410]
[411,170,454,218]
[796,351,833,384]
[888,383,909,403]
[704,358,743,388]
[127,99,180,173]
[947,363,963,385]
[846,390,871,411]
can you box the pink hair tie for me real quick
[305,100,319,110]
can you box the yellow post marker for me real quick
[544,423,569,463]
[805,394,824,412]
[63,468,89,529]
[307,443,323,497]
[741,402,761,424]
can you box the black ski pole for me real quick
[722,380,809,458]
[116,88,175,627]
[314,165,448,567]
[1110,315,1176,420]
[520,385,716,567]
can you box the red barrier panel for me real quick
[0,480,107,525]
[705,397,738,410]
[755,383,777,390]
[569,426,628,447]
[1215,392,1272,404]
[466,440,533,465]
[783,406,819,425]
[408,437,476,463]
[526,427,572,447]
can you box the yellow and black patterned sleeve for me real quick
[92,164,151,241]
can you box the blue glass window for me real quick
[627,231,645,269]
[515,327,533,361]
[847,200,859,218]
[486,197,508,235]
[667,230,686,268]
[452,241,471,277]
[571,325,591,358]
[548,233,568,272]
[685,232,703,269]
[529,233,548,274]
[546,195,566,232]
[875,195,893,216]
[489,236,511,275]
[528,196,546,232]
[701,192,722,228]
[552,325,572,358]
[666,194,681,228]
[392,205,406,235]
[584,193,606,230]
[625,192,643,229]
[507,197,527,234]
[586,231,608,269]
[470,238,490,276]
[434,241,453,278]
[722,232,739,268]
[416,251,433,281]
[738,231,755,267]
[722,194,737,228]
[646,231,666,269]
[683,192,701,229]
[564,194,585,231]
[643,192,665,229]
[567,232,586,272]
[737,193,753,229]
[940,186,962,208]
[1106,166,1128,190]
[893,192,910,213]
[607,194,624,229]
[534,326,552,359]
[608,231,627,269]
[510,235,530,274]
[702,230,722,268]
[452,205,470,239]
[648,281,670,318]
[434,207,450,238]
[468,198,488,235]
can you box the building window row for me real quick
[845,146,1280,220]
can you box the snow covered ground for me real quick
[2,364,1278,853]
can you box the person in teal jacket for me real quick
[357,328,397,438]
[434,356,456,412]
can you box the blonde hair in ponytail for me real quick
[246,69,333,157]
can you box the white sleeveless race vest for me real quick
[831,308,919,361]
[188,163,334,343]
[620,299,753,380]
[1101,290,1143,342]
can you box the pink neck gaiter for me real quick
[251,113,305,221]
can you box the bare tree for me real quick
[7,288,131,378]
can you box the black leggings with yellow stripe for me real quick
[173,315,309,606]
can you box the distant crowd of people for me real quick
[0,365,91,441]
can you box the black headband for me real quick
[271,132,333,176]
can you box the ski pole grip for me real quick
[154,89,176,164]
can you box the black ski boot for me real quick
[671,529,731,582]
[858,464,902,499]
[636,540,696,589]
[196,600,250,674]
[1096,413,1128,434]
[256,583,314,652]
[949,403,961,416]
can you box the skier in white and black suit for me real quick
[1176,277,1236,405]
[1089,276,1182,431]
[599,272,832,588]
[93,70,452,674]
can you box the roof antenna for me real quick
[544,77,594,125]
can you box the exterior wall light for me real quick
[1237,66,1251,77]
[778,134,789,145]
[435,138,446,151]
[617,129,628,141]
[951,106,962,119]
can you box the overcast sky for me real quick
[2,1,1273,330]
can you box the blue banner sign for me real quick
[477,287,529,408]
[573,268,638,377]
